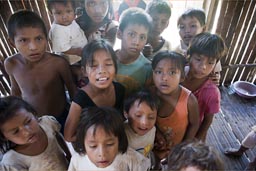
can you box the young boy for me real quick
[224,125,256,170]
[115,7,153,96]
[175,8,222,86]
[182,32,227,141]
[143,0,172,60]
[123,89,159,159]
[4,10,77,129]
[47,0,87,57]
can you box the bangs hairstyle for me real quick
[124,89,160,113]
[46,0,76,12]
[152,51,186,77]
[177,8,206,27]
[167,140,224,170]
[187,32,227,61]
[73,107,128,155]
[118,7,152,33]
[0,96,37,153]
[81,39,117,73]
[7,10,48,41]
[146,0,171,18]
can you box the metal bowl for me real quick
[233,81,256,98]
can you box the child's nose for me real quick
[200,62,207,70]
[98,65,106,74]
[29,41,37,50]
[98,146,106,157]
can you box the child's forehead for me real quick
[191,53,216,61]
[14,26,46,36]
[178,16,201,24]
[124,23,149,32]
[156,58,181,67]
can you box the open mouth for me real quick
[96,77,109,81]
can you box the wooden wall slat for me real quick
[216,0,228,36]
[9,1,25,12]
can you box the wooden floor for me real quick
[206,86,256,170]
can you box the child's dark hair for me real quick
[146,0,171,19]
[124,89,160,114]
[177,8,206,27]
[0,96,37,153]
[167,140,224,170]
[152,51,186,77]
[81,39,117,73]
[46,0,76,13]
[76,0,114,30]
[187,32,227,61]
[119,7,152,33]
[73,106,128,154]
[7,10,48,41]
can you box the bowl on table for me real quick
[233,81,256,98]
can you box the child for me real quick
[175,8,222,86]
[64,39,125,142]
[224,125,256,170]
[47,0,88,57]
[143,0,172,60]
[123,89,159,158]
[182,32,227,141]
[115,0,147,21]
[76,0,118,46]
[4,10,77,130]
[115,7,153,96]
[0,96,70,170]
[68,106,150,171]
[166,140,224,171]
[151,51,200,162]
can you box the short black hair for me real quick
[177,8,206,27]
[0,96,37,153]
[73,107,128,155]
[187,32,227,61]
[7,10,48,41]
[124,89,160,114]
[152,51,186,77]
[119,7,152,33]
[46,0,76,12]
[81,39,118,73]
[146,0,171,18]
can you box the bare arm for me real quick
[58,59,77,100]
[183,93,200,140]
[196,113,214,141]
[4,58,21,96]
[55,131,71,162]
[64,47,83,57]
[64,102,82,142]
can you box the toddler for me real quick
[68,106,150,170]
[64,39,125,142]
[0,96,70,170]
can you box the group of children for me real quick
[0,0,230,170]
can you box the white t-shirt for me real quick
[68,147,150,171]
[49,20,88,53]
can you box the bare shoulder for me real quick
[4,54,24,73]
[44,52,70,67]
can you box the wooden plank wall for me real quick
[0,0,255,96]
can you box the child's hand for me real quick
[143,44,153,58]
[209,72,221,86]
[154,128,167,150]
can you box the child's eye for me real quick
[128,32,136,38]
[191,24,197,28]
[179,25,185,30]
[100,1,107,6]
[36,37,43,41]
[87,1,96,7]
[25,118,32,125]
[168,71,176,75]
[19,38,27,43]
[89,145,97,148]
[154,70,162,75]
[106,143,114,147]
[12,129,19,135]
[106,63,113,66]
[140,35,146,41]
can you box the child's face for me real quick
[84,125,119,168]
[51,2,75,26]
[11,27,47,62]
[150,11,169,37]
[0,109,41,145]
[125,100,157,136]
[178,16,205,46]
[84,49,115,89]
[85,0,109,24]
[118,24,148,58]
[189,54,216,79]
[153,58,182,95]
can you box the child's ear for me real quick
[123,111,128,119]
[81,66,87,77]
[7,38,16,49]
[117,29,123,40]
[202,25,207,32]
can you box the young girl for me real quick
[68,106,150,171]
[0,96,70,170]
[151,51,200,162]
[76,0,118,46]
[64,39,125,142]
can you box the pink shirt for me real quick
[193,79,220,123]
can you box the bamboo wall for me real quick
[0,0,255,96]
